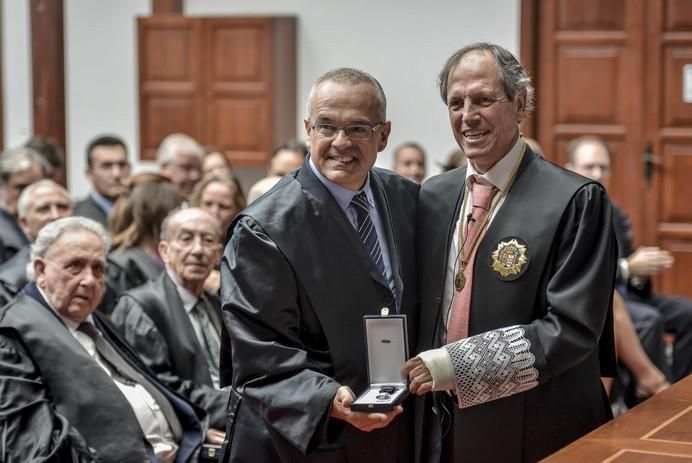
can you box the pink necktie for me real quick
[446,179,498,343]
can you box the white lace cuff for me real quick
[417,348,455,391]
[444,325,539,408]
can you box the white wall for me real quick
[5,1,520,196]
[2,0,32,148]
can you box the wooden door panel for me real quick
[663,48,692,127]
[662,143,692,223]
[557,0,626,30]
[556,47,621,124]
[208,97,270,165]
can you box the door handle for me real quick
[643,141,662,186]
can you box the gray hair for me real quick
[17,179,71,219]
[438,42,535,113]
[28,217,110,281]
[306,68,387,121]
[156,133,204,166]
[159,207,222,242]
[0,147,49,183]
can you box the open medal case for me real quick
[351,312,409,412]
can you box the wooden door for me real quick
[523,0,692,298]
[138,16,296,165]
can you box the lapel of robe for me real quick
[369,170,402,311]
[295,164,392,296]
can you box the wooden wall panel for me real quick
[661,239,692,296]
[30,0,66,184]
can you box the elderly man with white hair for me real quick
[0,217,205,462]
[0,179,72,306]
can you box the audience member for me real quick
[0,217,204,462]
[25,134,65,184]
[0,147,47,263]
[220,68,418,462]
[111,208,229,442]
[0,180,72,306]
[107,181,182,296]
[74,135,131,227]
[392,142,427,183]
[438,147,467,172]
[107,172,170,239]
[404,42,616,462]
[566,136,692,383]
[201,147,233,178]
[246,140,308,204]
[190,175,246,235]
[157,133,204,200]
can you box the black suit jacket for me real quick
[0,283,205,463]
[220,161,419,462]
[416,149,617,463]
[0,245,29,307]
[0,208,29,265]
[74,194,109,227]
[110,272,230,429]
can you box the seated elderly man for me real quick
[0,147,47,264]
[0,179,72,306]
[111,208,230,442]
[0,217,205,462]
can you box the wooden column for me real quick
[153,0,183,15]
[30,0,66,185]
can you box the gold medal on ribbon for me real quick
[454,271,466,291]
[490,237,529,280]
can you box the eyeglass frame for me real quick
[309,121,386,140]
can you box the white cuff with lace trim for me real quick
[416,348,455,391]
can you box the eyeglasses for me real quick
[447,93,509,113]
[310,122,385,140]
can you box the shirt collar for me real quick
[89,190,116,214]
[465,136,524,192]
[308,156,374,211]
[37,285,94,332]
[166,268,199,314]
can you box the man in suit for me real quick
[403,43,617,463]
[392,142,427,184]
[0,179,73,306]
[111,207,229,443]
[157,133,204,201]
[566,135,692,384]
[0,217,205,462]
[0,147,47,264]
[74,135,131,227]
[220,68,418,462]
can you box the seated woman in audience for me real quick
[201,146,233,178]
[189,174,246,294]
[189,174,246,236]
[106,180,182,297]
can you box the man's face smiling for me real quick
[446,51,527,173]
[305,81,391,191]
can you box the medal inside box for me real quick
[351,314,409,412]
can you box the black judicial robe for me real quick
[220,161,419,462]
[415,148,617,463]
[0,285,205,463]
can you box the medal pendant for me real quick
[454,271,465,291]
